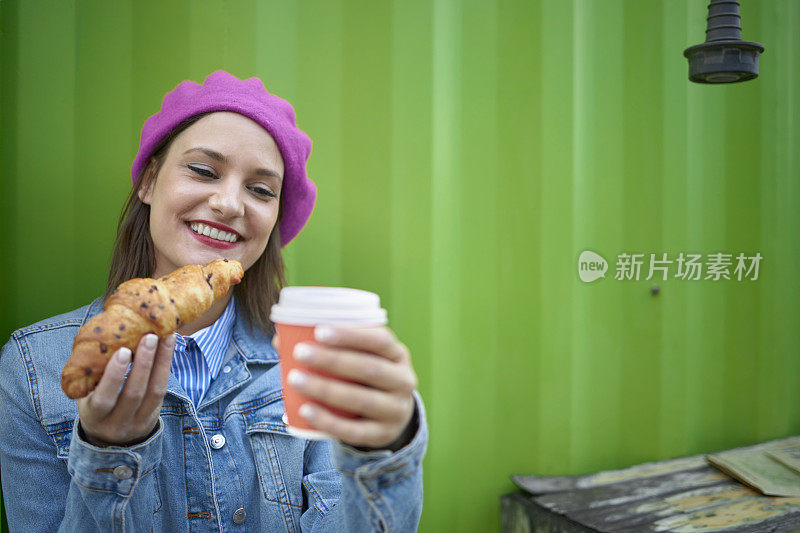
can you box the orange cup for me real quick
[270,287,388,440]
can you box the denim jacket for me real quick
[0,296,427,532]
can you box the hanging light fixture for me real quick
[683,0,764,84]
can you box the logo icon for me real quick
[578,251,608,283]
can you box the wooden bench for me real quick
[501,437,800,532]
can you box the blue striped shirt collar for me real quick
[174,294,237,381]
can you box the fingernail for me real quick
[166,334,176,347]
[288,369,308,387]
[299,403,316,419]
[117,348,131,364]
[294,343,313,361]
[315,326,335,343]
[145,334,157,349]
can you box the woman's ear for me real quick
[138,186,152,205]
[137,162,157,205]
[137,187,149,205]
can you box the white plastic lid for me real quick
[270,286,388,326]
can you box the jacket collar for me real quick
[83,295,279,364]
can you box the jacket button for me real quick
[232,508,246,524]
[113,465,133,480]
[210,434,226,449]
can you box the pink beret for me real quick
[131,70,316,248]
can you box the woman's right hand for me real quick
[77,333,175,447]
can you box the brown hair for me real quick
[103,112,287,335]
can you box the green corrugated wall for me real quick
[1,1,798,532]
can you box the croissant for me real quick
[61,258,244,399]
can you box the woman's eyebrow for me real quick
[183,146,283,181]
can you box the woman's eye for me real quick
[188,165,215,178]
[252,186,277,198]
[188,165,275,198]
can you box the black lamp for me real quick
[683,0,764,84]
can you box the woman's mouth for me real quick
[185,222,241,249]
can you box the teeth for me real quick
[189,222,238,243]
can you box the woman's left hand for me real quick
[273,326,418,450]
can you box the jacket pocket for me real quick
[242,397,306,511]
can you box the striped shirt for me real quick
[172,294,237,407]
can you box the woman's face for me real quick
[139,111,284,278]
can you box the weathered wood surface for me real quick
[502,436,800,532]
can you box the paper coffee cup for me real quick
[270,287,388,440]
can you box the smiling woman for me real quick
[137,112,285,334]
[0,70,428,532]
[107,110,288,336]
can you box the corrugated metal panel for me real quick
[1,1,797,532]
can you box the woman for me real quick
[0,70,427,532]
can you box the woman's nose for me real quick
[208,180,245,218]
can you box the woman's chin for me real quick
[187,251,235,264]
